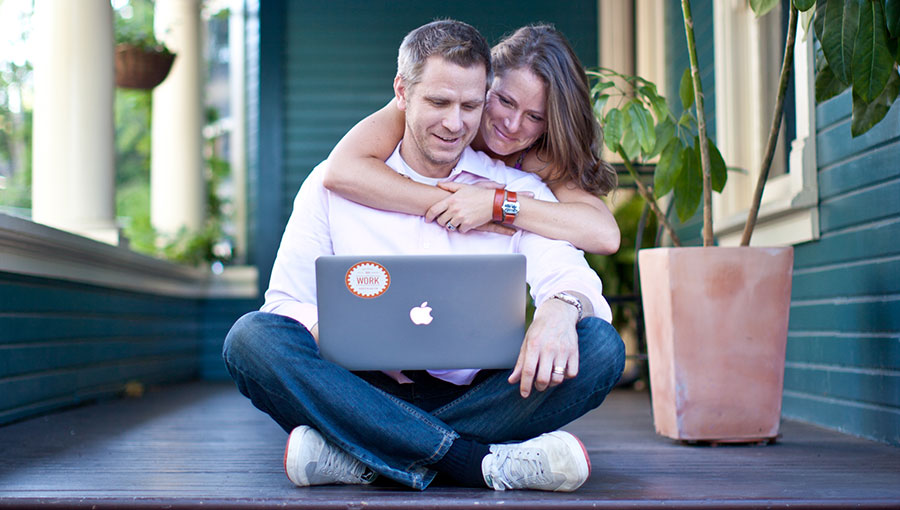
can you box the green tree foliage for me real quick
[801,0,900,136]
[0,2,33,212]
[114,0,232,266]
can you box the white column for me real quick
[31,0,119,245]
[152,0,205,238]
[229,0,248,263]
[597,0,634,78]
[597,0,634,165]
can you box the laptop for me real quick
[315,254,526,371]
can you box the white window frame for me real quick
[711,2,819,247]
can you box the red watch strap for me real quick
[492,188,505,222]
[502,191,518,225]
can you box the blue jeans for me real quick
[222,311,625,490]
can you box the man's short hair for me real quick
[397,19,492,90]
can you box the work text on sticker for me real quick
[345,262,390,298]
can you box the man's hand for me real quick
[508,297,580,398]
[426,181,532,235]
[426,181,496,232]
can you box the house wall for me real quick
[783,92,900,445]
[0,270,256,425]
[252,0,600,288]
[281,1,600,223]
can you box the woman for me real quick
[323,24,620,254]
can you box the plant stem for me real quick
[617,149,683,247]
[681,0,714,247]
[740,5,799,246]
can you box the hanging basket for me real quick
[115,44,176,90]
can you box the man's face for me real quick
[395,56,487,178]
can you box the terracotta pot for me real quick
[638,246,793,442]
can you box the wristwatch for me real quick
[550,292,583,322]
[500,190,519,225]
[492,188,505,222]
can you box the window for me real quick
[711,2,818,247]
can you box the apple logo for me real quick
[409,301,433,325]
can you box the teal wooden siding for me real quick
[201,297,261,380]
[279,0,599,229]
[0,272,197,424]
[0,271,256,425]
[783,90,900,445]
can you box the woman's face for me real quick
[480,67,547,157]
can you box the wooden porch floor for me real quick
[0,382,898,509]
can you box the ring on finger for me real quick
[446,221,456,231]
[552,366,565,377]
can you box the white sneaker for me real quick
[283,425,377,487]
[481,431,591,492]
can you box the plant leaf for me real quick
[793,0,816,12]
[650,94,671,122]
[627,101,656,155]
[679,67,694,111]
[707,137,727,193]
[852,0,893,103]
[673,145,702,223]
[688,135,726,194]
[889,35,900,65]
[621,127,642,162]
[591,80,615,97]
[851,66,900,137]
[638,84,670,121]
[750,0,780,17]
[650,119,676,159]
[887,0,900,39]
[816,59,849,102]
[814,0,827,44]
[820,0,859,86]
[653,139,682,198]
[603,108,623,153]
[593,94,610,120]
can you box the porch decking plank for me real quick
[0,382,897,509]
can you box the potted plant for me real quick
[114,16,175,90]
[590,0,900,443]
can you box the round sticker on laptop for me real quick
[345,261,390,298]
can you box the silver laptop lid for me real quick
[315,254,526,371]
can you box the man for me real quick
[223,20,624,492]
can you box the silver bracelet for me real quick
[550,292,583,322]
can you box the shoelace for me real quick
[484,446,550,490]
[318,444,368,484]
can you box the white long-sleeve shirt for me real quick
[262,144,611,384]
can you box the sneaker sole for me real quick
[554,431,591,492]
[284,425,312,486]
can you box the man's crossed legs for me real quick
[222,311,624,491]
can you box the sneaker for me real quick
[481,431,591,492]
[283,425,377,487]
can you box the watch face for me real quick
[502,202,520,215]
